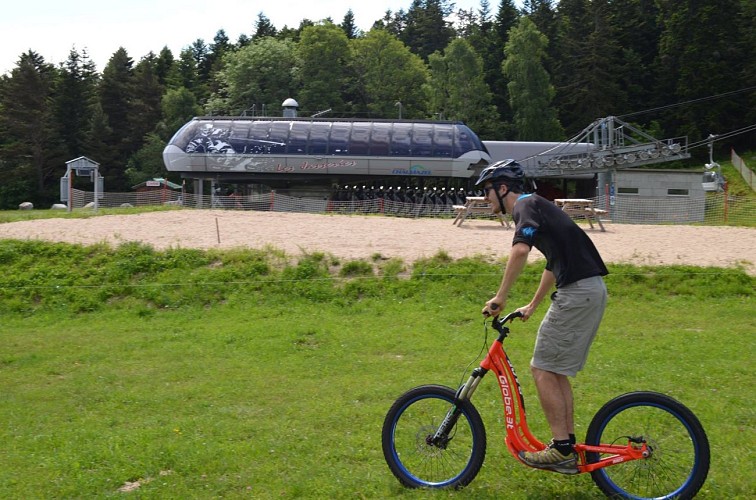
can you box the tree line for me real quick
[1,0,754,208]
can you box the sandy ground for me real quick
[0,210,754,274]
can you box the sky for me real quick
[1,0,487,76]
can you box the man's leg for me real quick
[518,367,578,474]
[531,366,574,440]
[520,277,606,473]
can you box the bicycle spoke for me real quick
[382,385,486,489]
[587,392,709,499]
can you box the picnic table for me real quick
[452,196,511,228]
[554,198,606,231]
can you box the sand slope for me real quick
[1,211,754,274]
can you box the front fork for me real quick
[430,368,487,447]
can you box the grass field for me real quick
[0,241,753,498]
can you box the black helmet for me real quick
[475,159,524,186]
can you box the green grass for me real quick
[721,150,755,197]
[0,241,753,498]
[704,155,756,227]
[0,204,182,224]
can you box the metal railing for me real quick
[731,149,755,191]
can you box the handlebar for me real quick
[485,303,523,322]
[493,310,523,325]
[489,310,524,338]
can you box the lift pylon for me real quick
[520,116,690,177]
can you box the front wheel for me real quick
[585,391,709,499]
[381,384,486,489]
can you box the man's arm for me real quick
[483,242,531,316]
[517,269,556,321]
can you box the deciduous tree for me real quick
[297,23,351,115]
[350,29,429,118]
[503,18,563,140]
[208,38,300,116]
[426,38,500,138]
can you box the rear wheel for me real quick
[585,391,709,499]
[381,385,486,489]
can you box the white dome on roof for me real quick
[282,98,299,108]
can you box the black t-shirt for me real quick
[511,194,608,288]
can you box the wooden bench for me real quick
[453,198,511,228]
[554,199,606,231]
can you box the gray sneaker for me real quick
[519,443,578,475]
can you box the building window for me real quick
[328,122,351,155]
[390,123,412,156]
[617,187,639,195]
[349,123,371,155]
[667,188,689,196]
[370,123,391,156]
[307,122,331,155]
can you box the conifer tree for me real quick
[340,9,359,39]
[98,48,136,189]
[253,13,279,39]
[655,0,747,144]
[55,48,99,159]
[0,51,67,204]
[155,46,177,88]
[131,53,164,146]
[176,48,200,99]
[204,30,233,93]
[401,0,456,60]
[606,0,661,117]
[551,0,625,134]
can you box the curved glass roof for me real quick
[168,118,488,159]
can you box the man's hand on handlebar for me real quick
[483,298,531,324]
[482,298,505,318]
[515,304,536,322]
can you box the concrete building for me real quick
[607,169,706,223]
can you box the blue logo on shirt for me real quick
[521,226,537,239]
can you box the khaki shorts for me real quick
[531,276,607,377]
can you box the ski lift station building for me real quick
[163,106,700,221]
[162,116,492,196]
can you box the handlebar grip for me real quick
[506,311,524,321]
[497,310,523,324]
[483,302,499,317]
